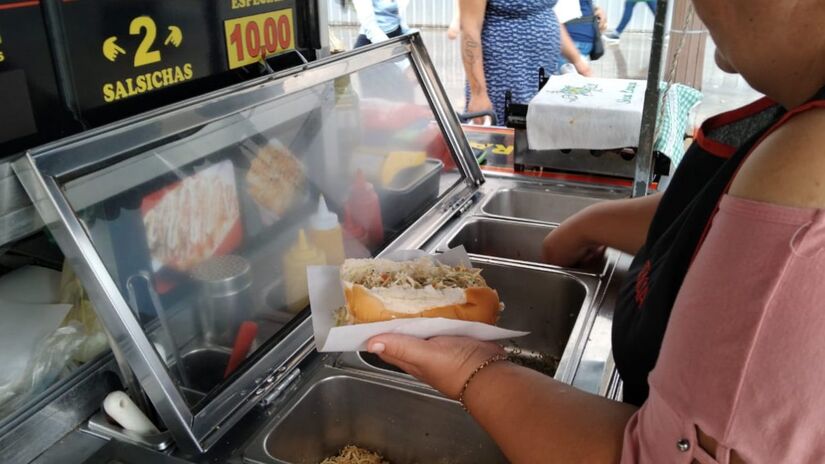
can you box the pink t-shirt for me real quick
[621,195,825,463]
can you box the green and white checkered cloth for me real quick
[654,83,703,168]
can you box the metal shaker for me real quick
[191,255,253,347]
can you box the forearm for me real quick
[462,32,487,97]
[576,193,662,255]
[459,0,487,98]
[465,362,636,463]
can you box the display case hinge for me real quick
[443,191,479,218]
[259,367,301,407]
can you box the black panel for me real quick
[0,0,73,157]
[0,0,323,150]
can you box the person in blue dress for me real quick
[459,0,564,125]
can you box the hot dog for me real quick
[339,257,501,325]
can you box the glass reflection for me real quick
[60,56,464,409]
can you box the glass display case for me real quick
[13,34,481,453]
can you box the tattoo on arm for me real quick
[462,33,484,92]
[463,37,479,64]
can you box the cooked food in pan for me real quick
[320,445,389,464]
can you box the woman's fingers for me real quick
[376,352,422,378]
[368,334,432,365]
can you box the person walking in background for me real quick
[460,0,572,125]
[558,0,607,66]
[350,0,413,48]
[554,0,606,74]
[604,0,656,42]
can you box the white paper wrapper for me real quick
[308,247,528,352]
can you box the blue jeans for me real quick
[616,1,657,34]
[556,40,593,73]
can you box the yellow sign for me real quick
[224,9,295,70]
[0,33,5,63]
[231,0,285,9]
[471,142,514,157]
[102,64,193,103]
[99,16,193,103]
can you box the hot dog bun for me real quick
[340,257,501,325]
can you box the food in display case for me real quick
[379,151,426,187]
[141,160,242,273]
[246,143,306,222]
[338,257,501,324]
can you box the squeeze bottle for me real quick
[103,391,159,435]
[282,229,326,313]
[344,171,384,248]
[307,196,345,265]
[342,210,371,258]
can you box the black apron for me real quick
[611,89,825,406]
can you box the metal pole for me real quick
[632,0,670,198]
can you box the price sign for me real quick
[224,9,295,70]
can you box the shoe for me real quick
[603,31,621,44]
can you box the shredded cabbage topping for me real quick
[334,306,353,327]
[320,445,390,464]
[342,257,487,290]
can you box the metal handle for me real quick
[457,110,498,125]
[261,49,310,75]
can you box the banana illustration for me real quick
[102,36,126,62]
[164,26,183,47]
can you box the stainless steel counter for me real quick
[3,174,633,464]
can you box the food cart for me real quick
[1,32,635,463]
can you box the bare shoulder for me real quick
[730,107,825,208]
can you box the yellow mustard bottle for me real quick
[282,229,326,313]
[308,196,345,266]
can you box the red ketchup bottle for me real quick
[342,210,372,258]
[344,170,384,249]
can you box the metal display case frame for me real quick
[12,34,483,454]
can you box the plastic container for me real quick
[374,159,443,231]
[344,171,384,249]
[282,229,326,313]
[307,196,345,266]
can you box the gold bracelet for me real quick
[458,353,509,413]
